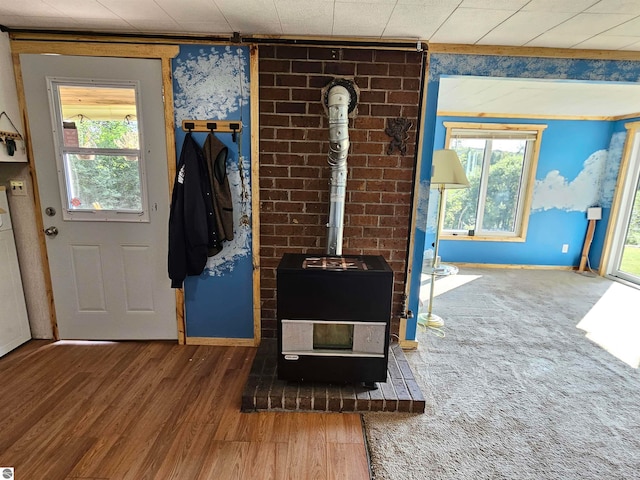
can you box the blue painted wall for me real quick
[172,45,254,339]
[433,116,615,267]
[407,53,640,341]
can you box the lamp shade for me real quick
[431,149,469,189]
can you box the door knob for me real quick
[44,226,59,237]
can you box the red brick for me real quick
[275,178,304,190]
[276,75,307,87]
[352,167,383,180]
[276,102,306,114]
[276,46,309,59]
[342,49,373,62]
[403,78,421,91]
[371,104,402,117]
[260,59,290,72]
[291,141,322,154]
[260,114,290,127]
[388,91,420,104]
[261,87,290,100]
[261,212,289,224]
[292,61,323,73]
[371,77,402,90]
[375,50,406,63]
[291,166,322,178]
[368,155,399,167]
[260,140,289,153]
[324,62,356,76]
[307,47,341,61]
[261,165,289,177]
[276,128,307,141]
[291,88,321,101]
[353,117,385,129]
[366,204,395,215]
[291,116,321,128]
[275,202,305,213]
[350,191,381,203]
[357,63,388,76]
[272,153,306,165]
[260,101,274,113]
[308,75,334,88]
[259,73,275,86]
[261,190,289,201]
[359,90,386,103]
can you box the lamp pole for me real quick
[425,184,446,327]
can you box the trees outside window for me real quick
[441,123,546,240]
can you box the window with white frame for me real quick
[442,122,546,239]
[48,78,149,222]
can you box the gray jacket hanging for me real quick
[204,132,234,255]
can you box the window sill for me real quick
[442,234,526,243]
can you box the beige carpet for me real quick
[364,268,640,480]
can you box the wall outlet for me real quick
[10,180,27,196]
[562,244,569,253]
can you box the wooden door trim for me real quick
[10,40,182,342]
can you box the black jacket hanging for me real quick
[204,132,234,253]
[168,132,220,288]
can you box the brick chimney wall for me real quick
[258,45,424,339]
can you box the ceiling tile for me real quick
[1,0,64,17]
[215,0,280,31]
[430,7,514,44]
[333,2,395,36]
[459,0,528,9]
[97,0,175,22]
[586,0,640,14]
[384,4,457,38]
[528,12,634,43]
[0,15,79,29]
[41,0,120,19]
[604,16,640,35]
[620,39,640,50]
[275,1,333,34]
[573,34,640,50]
[74,17,135,31]
[478,11,575,45]
[522,0,600,13]
[154,0,228,24]
[171,22,234,34]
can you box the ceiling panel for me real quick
[438,76,640,117]
[478,11,575,46]
[41,0,120,19]
[333,2,395,37]
[383,4,456,39]
[430,7,515,44]
[275,0,334,35]
[1,0,640,52]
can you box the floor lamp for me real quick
[420,149,470,328]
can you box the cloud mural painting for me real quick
[532,131,625,213]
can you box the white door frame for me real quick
[605,123,640,285]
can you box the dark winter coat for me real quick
[168,132,220,288]
[204,132,234,254]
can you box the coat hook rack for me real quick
[0,130,22,140]
[181,120,242,135]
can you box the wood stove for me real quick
[277,253,393,384]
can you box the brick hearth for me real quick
[242,339,425,413]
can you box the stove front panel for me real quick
[277,253,393,383]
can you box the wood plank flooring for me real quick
[0,340,371,480]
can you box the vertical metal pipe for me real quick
[326,85,350,256]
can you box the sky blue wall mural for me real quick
[172,45,254,339]
[407,53,640,342]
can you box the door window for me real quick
[48,79,149,222]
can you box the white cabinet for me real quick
[0,186,31,357]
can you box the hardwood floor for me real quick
[0,340,371,480]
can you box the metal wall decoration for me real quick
[385,117,412,155]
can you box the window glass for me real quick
[443,124,544,238]
[50,81,147,221]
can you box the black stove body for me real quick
[276,253,393,384]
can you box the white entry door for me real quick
[20,54,176,340]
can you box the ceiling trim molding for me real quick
[10,40,179,59]
[428,43,640,62]
[7,29,424,52]
[437,111,636,122]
